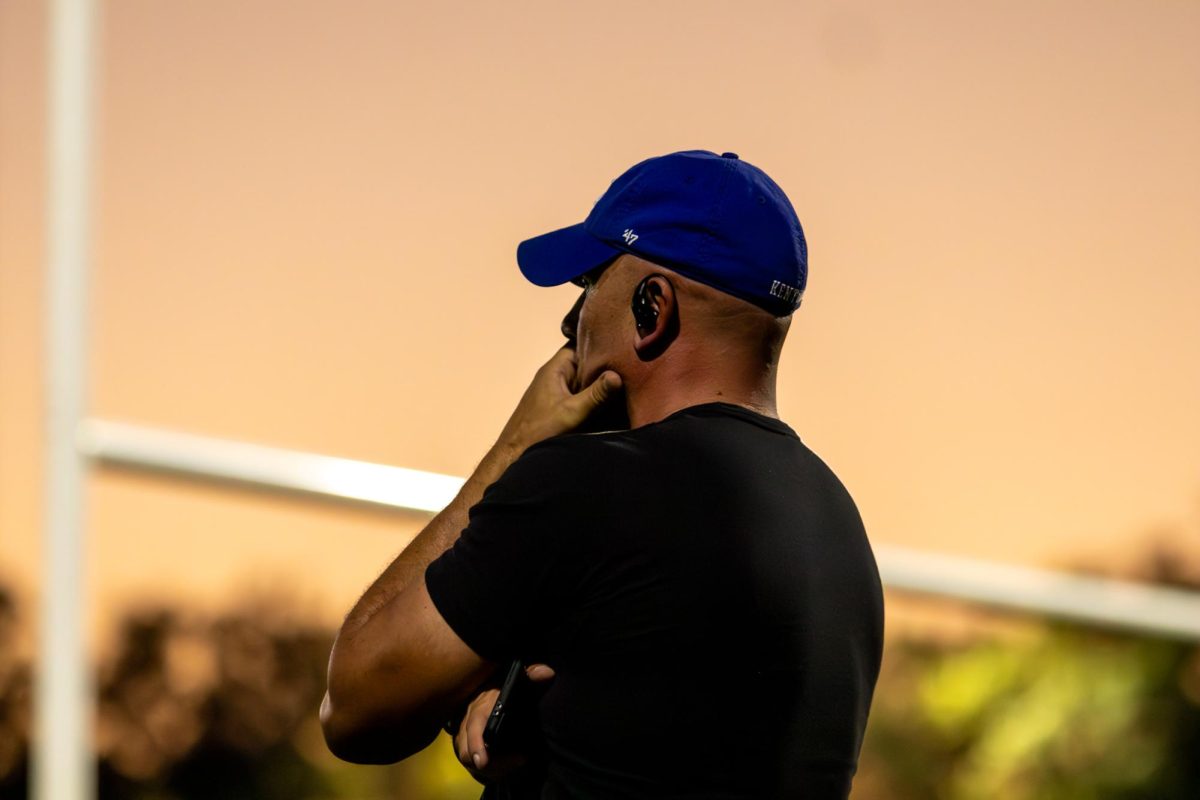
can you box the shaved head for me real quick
[615,254,791,370]
[560,252,794,427]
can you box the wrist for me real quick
[474,439,524,486]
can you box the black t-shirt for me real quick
[426,402,884,799]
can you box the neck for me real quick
[624,357,779,428]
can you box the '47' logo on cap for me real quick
[622,228,639,245]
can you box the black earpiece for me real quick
[632,276,659,333]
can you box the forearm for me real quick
[321,439,522,762]
[321,346,621,763]
[340,439,522,641]
[337,348,618,641]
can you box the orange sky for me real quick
[2,0,1198,639]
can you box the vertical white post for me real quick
[36,0,97,799]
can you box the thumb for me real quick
[576,370,623,412]
[525,663,556,682]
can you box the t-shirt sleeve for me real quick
[424,437,586,664]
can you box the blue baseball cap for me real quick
[517,149,807,316]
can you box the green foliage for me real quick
[860,625,1200,799]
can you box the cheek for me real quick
[577,294,602,337]
[574,304,608,370]
[577,288,627,364]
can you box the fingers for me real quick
[453,665,557,782]
[498,348,620,452]
[456,689,498,773]
[467,697,489,771]
[585,369,624,419]
[568,370,622,418]
[546,345,577,374]
[596,371,623,400]
[454,717,471,769]
[454,689,528,781]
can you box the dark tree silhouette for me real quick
[0,540,1196,800]
[95,599,337,799]
[0,586,30,799]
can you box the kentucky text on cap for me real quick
[517,149,808,316]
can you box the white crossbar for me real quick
[78,419,1200,641]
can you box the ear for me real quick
[632,275,679,361]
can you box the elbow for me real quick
[321,663,439,764]
[319,690,378,764]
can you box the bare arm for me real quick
[320,347,621,763]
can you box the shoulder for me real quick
[514,429,645,472]
[504,430,638,477]
[480,429,646,507]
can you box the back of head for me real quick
[664,264,792,369]
[594,253,790,402]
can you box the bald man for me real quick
[321,151,884,799]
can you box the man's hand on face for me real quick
[454,663,556,784]
[496,346,623,454]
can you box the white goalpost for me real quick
[37,1,97,799]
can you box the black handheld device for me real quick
[483,659,539,752]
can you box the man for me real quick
[321,150,884,798]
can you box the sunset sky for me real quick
[1,0,1197,641]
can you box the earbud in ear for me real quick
[632,277,659,333]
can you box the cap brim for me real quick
[517,222,622,287]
